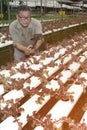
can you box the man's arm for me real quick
[15,44,26,52]
[34,38,44,51]
[15,43,33,55]
[27,37,44,55]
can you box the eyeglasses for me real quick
[18,15,30,20]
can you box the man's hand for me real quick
[25,45,35,55]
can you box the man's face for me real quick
[17,11,31,27]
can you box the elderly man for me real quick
[9,5,44,61]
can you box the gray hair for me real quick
[17,5,32,14]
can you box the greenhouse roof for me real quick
[9,0,87,9]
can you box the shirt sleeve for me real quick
[34,20,43,34]
[33,20,43,41]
